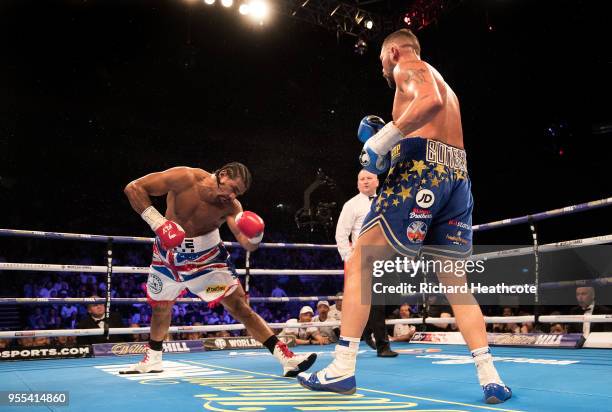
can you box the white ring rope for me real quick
[1,233,609,275]
[0,315,560,339]
[0,264,344,275]
[0,296,344,305]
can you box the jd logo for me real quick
[416,189,435,208]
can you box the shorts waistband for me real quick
[392,137,467,172]
[160,229,222,253]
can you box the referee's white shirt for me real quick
[335,192,375,261]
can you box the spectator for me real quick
[280,306,328,345]
[38,281,52,298]
[131,306,151,325]
[569,287,612,335]
[46,308,62,329]
[328,293,342,322]
[29,307,45,329]
[207,312,220,325]
[492,306,520,334]
[312,301,338,343]
[66,312,79,329]
[33,336,51,347]
[185,322,204,340]
[76,296,125,345]
[61,303,79,320]
[129,323,149,342]
[390,303,416,342]
[55,335,75,347]
[271,284,287,298]
[549,323,567,334]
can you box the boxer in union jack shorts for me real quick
[121,162,316,376]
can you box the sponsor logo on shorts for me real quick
[205,285,226,294]
[415,189,435,208]
[391,144,401,160]
[148,273,163,294]
[448,220,471,230]
[410,208,432,219]
[407,221,427,243]
[446,230,468,245]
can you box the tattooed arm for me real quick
[393,61,443,135]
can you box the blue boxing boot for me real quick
[298,337,359,395]
[472,347,512,404]
[483,383,512,404]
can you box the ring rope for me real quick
[1,233,610,275]
[0,296,344,305]
[2,315,609,339]
[1,196,609,246]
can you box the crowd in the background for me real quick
[1,236,610,349]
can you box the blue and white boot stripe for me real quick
[297,370,356,395]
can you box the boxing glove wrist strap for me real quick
[248,232,264,244]
[141,206,165,231]
[368,122,404,154]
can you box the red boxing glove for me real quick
[154,220,185,250]
[235,211,264,244]
[141,206,185,250]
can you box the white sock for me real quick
[326,336,359,376]
[471,347,503,386]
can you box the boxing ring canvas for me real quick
[2,343,611,411]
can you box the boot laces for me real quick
[277,342,294,359]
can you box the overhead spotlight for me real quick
[403,15,412,26]
[249,0,269,20]
[221,0,233,7]
[239,3,250,14]
[364,19,373,30]
[354,38,367,55]
[204,0,215,4]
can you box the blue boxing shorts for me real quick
[360,137,473,259]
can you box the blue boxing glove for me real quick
[357,115,386,143]
[358,121,404,175]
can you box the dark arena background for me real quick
[0,1,611,411]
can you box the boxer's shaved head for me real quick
[380,29,421,89]
[382,29,421,57]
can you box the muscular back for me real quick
[126,167,237,238]
[165,169,234,237]
[392,60,464,149]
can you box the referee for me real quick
[335,169,397,357]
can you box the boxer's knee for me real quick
[151,303,173,316]
[222,286,252,319]
[225,298,256,321]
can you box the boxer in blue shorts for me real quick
[299,29,511,404]
[360,137,473,259]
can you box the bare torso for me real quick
[165,169,235,237]
[392,61,464,149]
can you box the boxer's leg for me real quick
[221,284,316,377]
[436,259,510,403]
[298,224,395,393]
[435,262,487,349]
[221,284,274,343]
[149,302,173,342]
[120,270,181,374]
[339,224,394,339]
